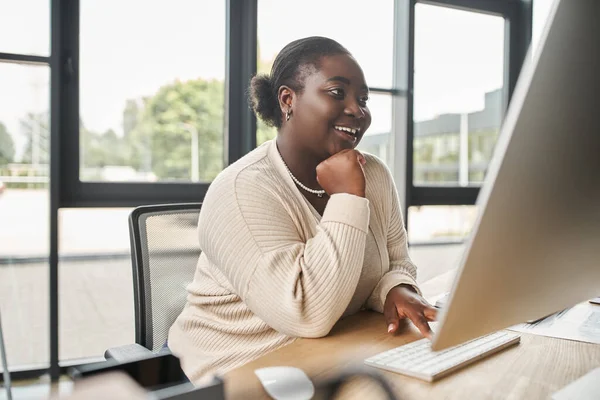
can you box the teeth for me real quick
[335,126,359,135]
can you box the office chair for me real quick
[105,203,202,361]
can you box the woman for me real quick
[169,36,437,383]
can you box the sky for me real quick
[0,0,556,161]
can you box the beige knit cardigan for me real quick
[168,139,419,383]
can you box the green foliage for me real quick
[468,130,498,162]
[0,122,15,166]
[257,119,277,145]
[12,75,272,182]
[80,78,227,181]
[123,99,141,138]
[81,127,128,168]
[438,152,459,163]
[414,141,434,164]
[128,78,225,181]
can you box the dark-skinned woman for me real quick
[169,36,437,383]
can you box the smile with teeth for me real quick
[334,126,360,142]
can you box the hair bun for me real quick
[249,74,278,127]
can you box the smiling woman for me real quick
[167,37,436,384]
[251,38,371,194]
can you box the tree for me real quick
[257,119,277,145]
[81,127,129,168]
[123,99,143,139]
[20,112,49,164]
[128,78,225,181]
[0,122,15,166]
[21,113,129,169]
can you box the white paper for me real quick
[508,302,600,344]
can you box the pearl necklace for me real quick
[279,153,326,198]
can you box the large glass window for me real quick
[0,64,50,370]
[1,0,532,379]
[408,205,477,244]
[0,1,50,56]
[413,4,505,187]
[356,94,393,167]
[257,0,394,86]
[79,1,226,183]
[59,208,134,362]
[256,0,395,146]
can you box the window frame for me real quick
[0,0,532,382]
[56,0,256,208]
[0,49,51,384]
[405,0,532,209]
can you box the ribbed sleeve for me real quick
[364,156,420,313]
[198,160,370,338]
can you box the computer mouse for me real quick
[254,366,315,400]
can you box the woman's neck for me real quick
[276,133,323,191]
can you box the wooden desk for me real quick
[224,270,600,399]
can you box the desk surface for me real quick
[224,270,600,399]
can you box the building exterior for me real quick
[360,89,503,186]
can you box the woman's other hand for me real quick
[316,149,366,197]
[384,285,437,339]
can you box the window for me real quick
[532,0,556,57]
[408,205,477,244]
[406,0,530,243]
[256,0,395,150]
[257,0,394,86]
[1,0,532,381]
[59,208,134,362]
[0,1,50,56]
[356,94,393,166]
[0,64,50,370]
[79,0,226,183]
[413,4,505,187]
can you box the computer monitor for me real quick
[432,0,600,351]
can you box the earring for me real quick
[286,109,292,121]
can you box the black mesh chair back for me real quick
[129,203,202,352]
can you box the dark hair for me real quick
[249,36,351,128]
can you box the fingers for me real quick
[385,286,437,338]
[336,149,366,165]
[423,305,438,321]
[383,301,401,334]
[396,298,434,339]
[355,150,366,166]
[407,311,433,340]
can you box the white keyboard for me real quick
[364,331,520,382]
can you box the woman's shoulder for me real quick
[362,151,387,167]
[198,141,301,237]
[362,152,394,186]
[204,140,285,202]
